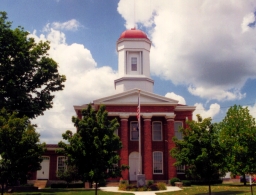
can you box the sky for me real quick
[1,0,256,144]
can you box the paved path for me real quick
[99,186,182,195]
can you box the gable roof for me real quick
[93,88,178,106]
[74,88,196,112]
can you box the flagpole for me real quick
[138,90,141,174]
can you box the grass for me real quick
[4,188,133,195]
[3,183,256,195]
[160,184,255,195]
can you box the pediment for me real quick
[93,88,178,106]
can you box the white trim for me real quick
[152,121,162,141]
[153,151,163,174]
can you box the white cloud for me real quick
[241,12,256,33]
[43,19,81,31]
[247,103,256,119]
[30,21,118,144]
[165,92,186,105]
[118,0,256,101]
[193,103,221,120]
[188,86,246,101]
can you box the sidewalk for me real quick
[99,186,182,195]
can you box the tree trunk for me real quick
[1,183,4,195]
[243,173,246,186]
[94,182,98,195]
[208,184,211,195]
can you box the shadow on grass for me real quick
[195,191,248,195]
[11,188,96,194]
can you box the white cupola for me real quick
[114,28,154,93]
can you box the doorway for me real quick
[37,156,50,179]
[129,152,141,181]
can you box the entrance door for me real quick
[37,156,50,179]
[129,152,140,181]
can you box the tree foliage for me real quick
[0,108,45,195]
[56,165,80,187]
[58,104,125,195]
[171,115,226,195]
[0,12,66,119]
[219,105,256,185]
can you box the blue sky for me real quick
[1,0,256,143]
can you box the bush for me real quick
[156,182,167,190]
[147,180,154,186]
[51,183,84,188]
[148,184,159,191]
[98,179,106,187]
[118,183,127,191]
[126,185,138,191]
[170,177,181,186]
[182,180,191,186]
[190,179,223,185]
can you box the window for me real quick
[176,165,185,174]
[130,121,139,141]
[152,122,162,141]
[131,57,137,71]
[114,129,118,136]
[57,156,67,173]
[174,121,183,140]
[153,152,163,174]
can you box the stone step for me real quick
[33,180,48,189]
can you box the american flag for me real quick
[137,91,140,121]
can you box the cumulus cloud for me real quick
[247,103,256,118]
[188,86,246,101]
[165,92,186,105]
[118,0,256,101]
[30,21,118,143]
[193,103,221,120]
[241,12,256,32]
[43,19,81,32]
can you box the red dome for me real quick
[119,28,149,40]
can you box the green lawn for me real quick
[160,184,255,195]
[5,188,133,195]
[4,184,256,195]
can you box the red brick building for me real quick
[74,28,195,182]
[31,28,195,182]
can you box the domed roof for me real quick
[119,28,149,40]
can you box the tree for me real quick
[0,12,66,119]
[171,115,226,195]
[56,165,80,187]
[219,105,256,185]
[58,104,126,195]
[0,108,45,195]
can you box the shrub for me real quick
[156,182,167,190]
[126,185,138,191]
[148,184,159,191]
[51,183,84,188]
[190,179,223,185]
[182,180,191,186]
[147,180,154,186]
[170,177,181,186]
[98,179,106,187]
[118,183,127,191]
